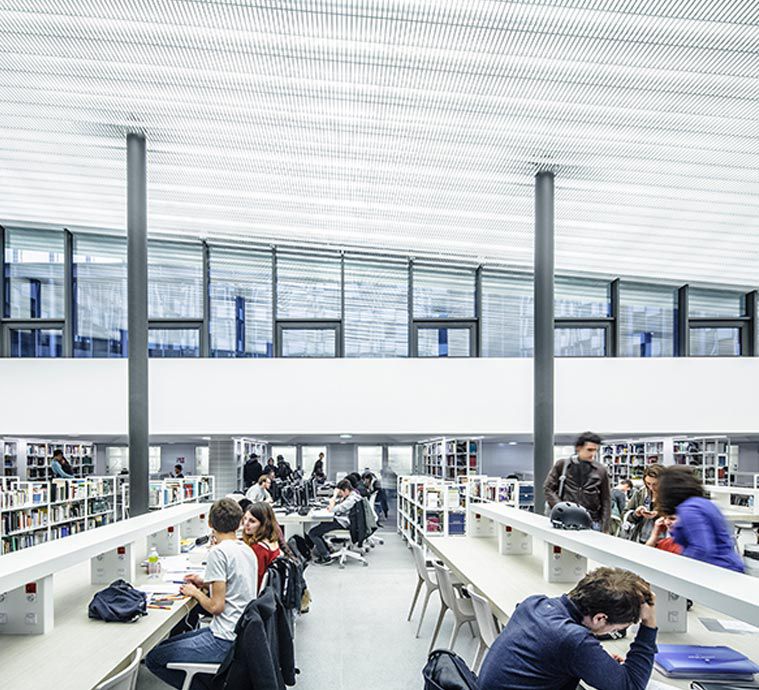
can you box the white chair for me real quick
[328,529,369,568]
[165,662,220,690]
[408,542,439,638]
[429,562,476,653]
[94,647,142,690]
[466,587,500,673]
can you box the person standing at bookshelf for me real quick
[50,449,74,479]
[544,432,612,533]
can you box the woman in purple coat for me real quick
[656,466,744,573]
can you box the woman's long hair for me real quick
[242,502,295,559]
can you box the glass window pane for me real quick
[148,241,203,319]
[555,327,606,356]
[619,282,675,357]
[148,329,200,358]
[74,235,127,358]
[5,228,64,319]
[689,288,743,318]
[555,277,608,318]
[482,271,533,357]
[210,247,272,357]
[417,327,471,357]
[344,259,408,357]
[303,446,327,475]
[9,328,63,357]
[358,446,383,476]
[277,253,340,319]
[281,328,337,357]
[413,265,475,319]
[388,446,413,477]
[690,328,740,356]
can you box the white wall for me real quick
[481,443,534,478]
[1,357,759,437]
[160,444,198,476]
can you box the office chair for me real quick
[94,647,142,690]
[365,493,384,548]
[326,508,369,569]
[466,586,500,673]
[429,562,475,653]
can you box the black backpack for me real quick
[423,650,478,690]
[88,579,148,623]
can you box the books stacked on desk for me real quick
[655,645,759,683]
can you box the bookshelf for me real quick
[234,438,268,490]
[21,439,96,480]
[1,476,116,555]
[672,436,735,487]
[420,437,481,480]
[3,439,18,477]
[465,476,535,537]
[600,438,667,483]
[397,475,469,544]
[148,475,215,510]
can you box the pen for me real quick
[148,605,172,610]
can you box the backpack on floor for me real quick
[88,579,147,623]
[422,650,478,690]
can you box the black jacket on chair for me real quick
[348,498,371,546]
[212,570,297,690]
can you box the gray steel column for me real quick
[340,251,345,358]
[533,171,554,515]
[63,229,74,357]
[127,133,149,516]
[407,259,414,357]
[271,247,277,357]
[201,241,210,357]
[676,285,689,357]
[475,265,483,356]
[744,291,757,356]
[0,225,6,357]
[609,278,620,357]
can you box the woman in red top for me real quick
[241,502,283,591]
[645,515,683,554]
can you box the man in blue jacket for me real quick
[478,567,658,690]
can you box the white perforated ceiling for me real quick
[0,1,758,286]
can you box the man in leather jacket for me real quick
[544,432,611,532]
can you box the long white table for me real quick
[0,504,209,634]
[0,555,199,690]
[470,503,759,627]
[425,535,759,690]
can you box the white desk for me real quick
[275,508,333,538]
[470,503,759,628]
[0,503,209,634]
[0,557,197,690]
[425,535,759,690]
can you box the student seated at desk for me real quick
[478,567,657,690]
[644,515,682,554]
[242,502,284,591]
[656,466,744,573]
[307,479,362,565]
[145,498,258,690]
[245,474,274,504]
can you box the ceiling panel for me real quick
[0,0,758,285]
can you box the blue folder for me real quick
[655,645,759,679]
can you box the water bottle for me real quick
[148,546,160,579]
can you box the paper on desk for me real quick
[137,583,182,595]
[646,681,679,690]
[699,617,759,634]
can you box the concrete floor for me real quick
[136,517,479,690]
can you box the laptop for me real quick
[655,645,759,681]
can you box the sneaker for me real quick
[314,556,335,565]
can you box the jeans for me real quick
[375,488,389,518]
[145,627,233,690]
[308,519,345,558]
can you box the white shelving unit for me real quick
[672,436,735,487]
[465,475,534,537]
[233,438,268,490]
[419,437,481,480]
[148,475,215,510]
[600,438,668,483]
[397,475,468,544]
[20,439,96,480]
[3,439,18,477]
[1,476,117,555]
